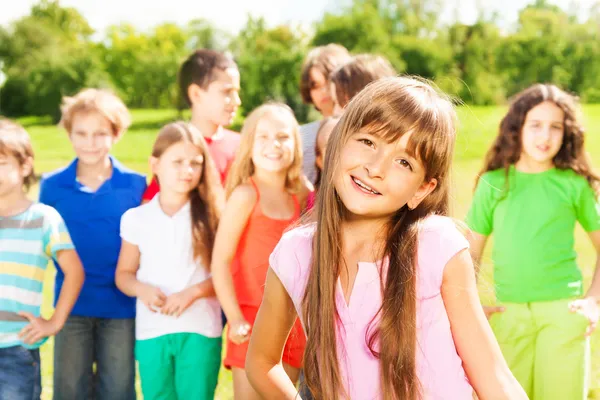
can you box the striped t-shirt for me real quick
[0,203,74,349]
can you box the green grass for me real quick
[19,105,600,399]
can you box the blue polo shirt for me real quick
[39,156,146,318]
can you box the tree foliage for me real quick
[1,0,600,122]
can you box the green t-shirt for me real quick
[466,166,600,303]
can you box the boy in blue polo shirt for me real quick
[39,89,146,400]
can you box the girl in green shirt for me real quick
[466,83,600,400]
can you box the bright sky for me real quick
[1,0,597,35]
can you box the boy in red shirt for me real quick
[143,50,241,200]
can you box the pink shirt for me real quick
[269,215,473,399]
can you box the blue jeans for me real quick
[53,316,135,400]
[0,346,41,400]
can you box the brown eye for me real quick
[396,159,413,171]
[358,138,375,148]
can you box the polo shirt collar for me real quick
[58,155,129,191]
[149,195,191,220]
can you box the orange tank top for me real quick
[231,178,301,308]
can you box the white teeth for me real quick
[353,177,380,194]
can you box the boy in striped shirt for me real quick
[0,120,84,400]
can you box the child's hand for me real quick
[229,319,251,345]
[138,284,167,312]
[17,312,61,344]
[569,297,599,337]
[483,305,505,320]
[161,287,197,318]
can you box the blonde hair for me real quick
[152,122,225,266]
[0,119,35,189]
[60,88,131,138]
[225,103,303,197]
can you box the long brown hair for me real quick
[478,83,600,195]
[151,122,224,266]
[225,103,304,198]
[313,116,339,191]
[302,77,457,400]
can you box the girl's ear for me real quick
[315,153,324,171]
[407,178,437,210]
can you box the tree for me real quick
[230,16,310,122]
[0,0,103,118]
[312,2,405,72]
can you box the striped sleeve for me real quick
[42,206,74,258]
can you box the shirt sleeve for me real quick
[120,209,140,246]
[268,228,313,309]
[465,174,498,236]
[43,206,75,258]
[418,217,470,292]
[575,181,600,232]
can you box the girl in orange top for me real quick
[211,103,312,400]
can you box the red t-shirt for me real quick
[142,128,240,201]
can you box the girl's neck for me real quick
[157,190,190,217]
[252,168,288,191]
[341,217,387,262]
[76,157,112,181]
[191,115,219,139]
[0,189,31,218]
[515,157,554,174]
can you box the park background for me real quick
[1,0,599,398]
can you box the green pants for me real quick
[490,299,590,400]
[136,333,222,400]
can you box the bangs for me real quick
[342,84,455,172]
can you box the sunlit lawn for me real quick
[17,104,600,399]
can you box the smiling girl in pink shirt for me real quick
[245,77,527,400]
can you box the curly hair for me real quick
[478,83,599,196]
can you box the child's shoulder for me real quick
[280,223,316,247]
[122,200,155,221]
[418,215,468,249]
[417,215,469,284]
[269,224,315,300]
[271,224,315,267]
[299,120,321,135]
[229,182,259,204]
[553,168,589,185]
[111,158,146,184]
[40,162,75,186]
[478,168,507,186]
[25,203,64,226]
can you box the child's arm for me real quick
[211,184,256,343]
[466,230,487,271]
[442,249,527,400]
[115,240,166,311]
[246,268,301,399]
[569,230,600,336]
[19,249,84,344]
[467,230,505,319]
